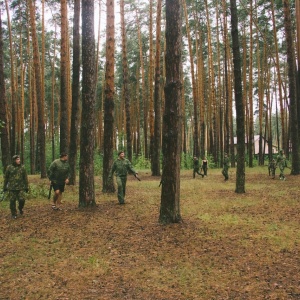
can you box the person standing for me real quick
[3,155,29,219]
[276,149,287,180]
[201,156,208,176]
[222,153,230,181]
[108,151,138,204]
[268,158,276,179]
[47,153,70,210]
[193,156,204,178]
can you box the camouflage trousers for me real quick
[7,190,26,216]
[222,167,229,180]
[116,176,127,204]
[278,166,285,180]
[193,168,203,178]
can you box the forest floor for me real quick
[0,167,300,300]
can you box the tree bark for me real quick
[230,0,245,193]
[69,0,81,185]
[152,0,162,176]
[102,0,116,193]
[159,0,182,224]
[79,0,96,207]
[283,0,300,174]
[28,0,46,178]
[60,0,70,154]
[120,0,132,162]
[0,13,11,171]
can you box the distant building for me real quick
[233,135,278,156]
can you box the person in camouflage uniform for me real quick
[3,155,29,219]
[108,151,138,204]
[222,153,230,181]
[276,149,287,180]
[268,158,276,179]
[47,153,70,210]
[201,156,208,176]
[193,156,204,178]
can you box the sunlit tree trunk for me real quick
[283,0,300,174]
[230,0,245,193]
[0,13,10,171]
[79,0,96,207]
[69,0,80,185]
[102,0,116,193]
[159,0,182,224]
[28,0,46,178]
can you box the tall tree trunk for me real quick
[102,0,116,193]
[0,13,11,171]
[296,0,300,137]
[120,0,132,162]
[230,0,245,193]
[283,0,300,174]
[69,0,80,185]
[152,0,162,176]
[5,0,15,156]
[28,0,46,178]
[149,0,155,167]
[271,0,286,151]
[79,0,96,207]
[248,0,254,167]
[60,0,69,154]
[182,0,199,157]
[159,0,182,224]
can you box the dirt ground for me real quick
[0,169,299,299]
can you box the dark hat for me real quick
[60,152,68,158]
[12,155,20,160]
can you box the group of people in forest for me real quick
[194,149,288,182]
[2,148,288,219]
[268,149,288,180]
[2,150,137,219]
[193,156,208,178]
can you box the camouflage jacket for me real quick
[223,157,230,169]
[47,159,70,184]
[276,153,286,168]
[193,159,200,170]
[109,158,136,178]
[3,163,29,191]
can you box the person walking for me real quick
[3,155,29,219]
[193,156,204,178]
[47,152,70,210]
[108,151,138,204]
[222,153,230,181]
[201,156,208,176]
[276,149,287,180]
